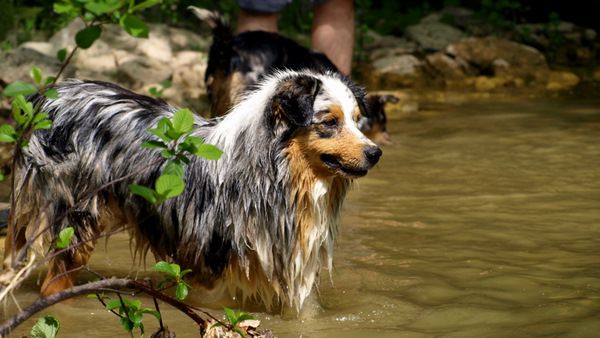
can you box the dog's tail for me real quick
[188,6,233,45]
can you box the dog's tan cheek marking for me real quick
[285,135,318,252]
[306,105,367,168]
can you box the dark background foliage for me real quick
[0,0,597,48]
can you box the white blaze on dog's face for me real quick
[274,72,382,178]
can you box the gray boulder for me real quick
[405,22,465,51]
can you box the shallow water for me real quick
[3,94,600,337]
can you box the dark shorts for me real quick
[238,0,327,14]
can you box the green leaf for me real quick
[0,124,17,143]
[105,299,123,311]
[84,0,121,16]
[120,317,134,331]
[148,87,160,97]
[75,26,102,49]
[3,81,38,97]
[33,113,49,124]
[194,144,223,160]
[155,174,184,199]
[236,313,256,323]
[153,261,175,275]
[53,1,77,15]
[175,282,188,300]
[34,119,53,130]
[57,48,68,62]
[30,66,43,85]
[172,109,195,134]
[43,88,59,99]
[44,76,57,86]
[129,309,144,325]
[13,94,34,115]
[160,149,176,159]
[160,79,172,89]
[130,0,161,12]
[224,307,237,325]
[142,308,161,321]
[141,140,167,149]
[129,184,158,204]
[0,171,5,182]
[163,161,184,178]
[148,118,172,142]
[55,226,75,249]
[180,269,193,277]
[30,315,60,338]
[119,14,149,38]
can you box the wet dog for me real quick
[5,70,381,311]
[190,7,397,145]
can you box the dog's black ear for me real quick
[271,75,321,127]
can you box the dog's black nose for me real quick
[364,146,382,166]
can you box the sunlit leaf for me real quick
[128,184,158,204]
[163,161,184,177]
[152,261,176,276]
[43,88,59,99]
[3,81,38,97]
[30,66,43,85]
[194,143,223,160]
[0,124,17,143]
[119,14,149,38]
[55,226,75,249]
[155,174,184,199]
[175,283,188,300]
[172,109,194,134]
[30,315,60,338]
[84,0,121,16]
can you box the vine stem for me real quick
[0,278,208,337]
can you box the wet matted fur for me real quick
[5,70,381,311]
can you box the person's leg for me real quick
[236,0,291,33]
[311,0,355,75]
[236,10,279,33]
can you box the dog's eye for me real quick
[321,118,338,127]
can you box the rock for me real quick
[99,24,140,51]
[19,41,56,57]
[425,52,472,80]
[447,37,547,81]
[370,55,424,88]
[545,71,580,91]
[593,68,600,81]
[137,32,173,63]
[0,47,73,84]
[48,19,86,49]
[117,56,172,89]
[420,6,475,30]
[168,27,211,52]
[584,29,597,41]
[161,51,208,112]
[368,39,418,61]
[405,22,465,51]
[474,76,510,91]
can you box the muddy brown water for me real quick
[2,93,600,337]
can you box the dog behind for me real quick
[190,7,397,145]
[5,70,381,311]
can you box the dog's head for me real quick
[359,94,399,146]
[270,72,382,178]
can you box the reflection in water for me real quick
[4,96,600,337]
